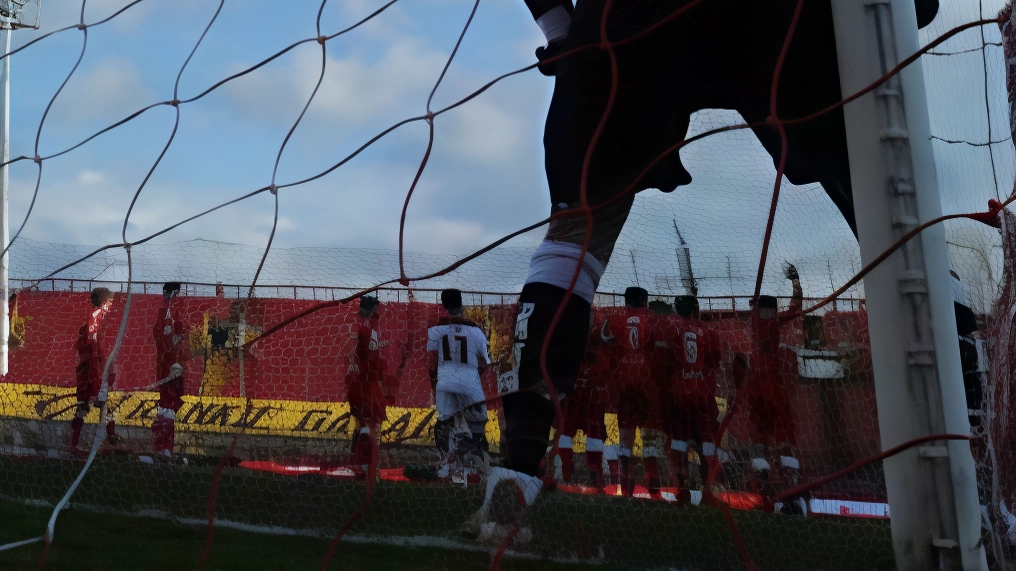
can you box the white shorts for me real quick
[435,383,487,426]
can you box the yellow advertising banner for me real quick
[0,382,727,453]
[0,382,445,445]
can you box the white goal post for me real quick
[830,1,987,570]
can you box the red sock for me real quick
[669,450,687,488]
[152,418,171,454]
[105,421,117,439]
[559,448,574,483]
[607,460,619,486]
[645,457,660,491]
[353,430,372,466]
[701,455,719,486]
[587,451,603,486]
[155,419,176,454]
[165,420,175,454]
[70,417,84,448]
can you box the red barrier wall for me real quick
[5,290,881,468]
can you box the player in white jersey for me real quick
[427,289,491,477]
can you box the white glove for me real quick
[169,363,183,379]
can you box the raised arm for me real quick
[783,263,803,317]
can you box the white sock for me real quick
[536,5,571,43]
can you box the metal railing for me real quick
[12,278,865,313]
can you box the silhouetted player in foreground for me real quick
[478,0,940,532]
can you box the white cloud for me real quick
[440,97,530,166]
[50,58,155,124]
[402,216,501,255]
[76,170,105,185]
[221,37,450,129]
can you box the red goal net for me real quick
[0,1,1012,570]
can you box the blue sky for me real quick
[3,0,1013,305]
[7,0,553,252]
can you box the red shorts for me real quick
[76,358,113,402]
[615,383,659,430]
[159,377,185,411]
[666,376,719,444]
[346,374,392,424]
[562,376,609,440]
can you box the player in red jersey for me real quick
[70,287,118,450]
[345,296,407,472]
[656,295,727,493]
[600,286,662,496]
[733,265,807,515]
[151,282,192,463]
[556,318,611,491]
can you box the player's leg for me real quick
[498,282,589,478]
[616,387,639,497]
[743,388,776,496]
[462,388,491,473]
[771,405,805,516]
[71,359,95,449]
[102,370,120,446]
[640,386,667,494]
[557,379,586,484]
[667,398,691,490]
[363,389,389,473]
[70,401,88,449]
[349,416,372,468]
[603,385,620,490]
[153,378,184,461]
[694,382,726,488]
[434,388,455,457]
[470,284,588,535]
[583,386,608,489]
[346,381,373,467]
[641,427,667,495]
[776,447,807,516]
[152,407,176,460]
[510,0,692,477]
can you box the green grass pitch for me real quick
[0,455,896,570]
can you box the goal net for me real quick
[0,1,1012,570]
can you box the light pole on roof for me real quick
[0,0,40,376]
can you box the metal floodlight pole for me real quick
[830,1,986,570]
[0,20,11,376]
